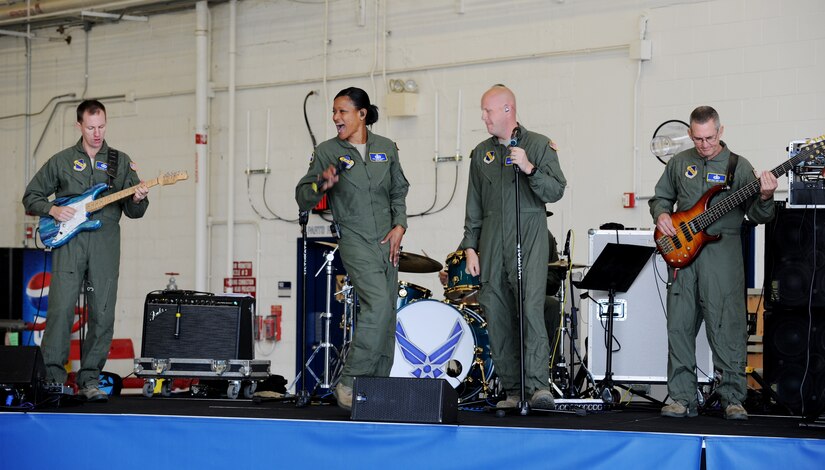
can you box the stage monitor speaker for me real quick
[764,205,825,309]
[763,309,825,416]
[0,345,45,385]
[586,230,713,383]
[351,377,458,424]
[0,346,46,406]
[141,291,255,360]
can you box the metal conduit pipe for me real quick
[0,0,173,27]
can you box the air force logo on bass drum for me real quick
[390,300,477,387]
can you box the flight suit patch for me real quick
[369,153,388,162]
[685,165,697,179]
[504,155,514,166]
[483,151,495,164]
[73,159,86,171]
[707,173,726,184]
[95,161,108,171]
[338,155,355,170]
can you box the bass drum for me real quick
[390,299,495,401]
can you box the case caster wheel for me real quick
[243,382,257,399]
[227,381,241,399]
[142,380,155,398]
[161,379,173,397]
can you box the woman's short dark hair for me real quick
[335,87,379,126]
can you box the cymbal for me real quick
[548,260,587,269]
[314,241,338,249]
[399,252,443,273]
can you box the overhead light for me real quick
[389,78,419,93]
[389,79,405,93]
[650,119,691,164]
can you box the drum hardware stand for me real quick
[554,269,598,399]
[330,277,356,387]
[292,245,342,396]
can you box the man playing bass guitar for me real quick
[22,100,149,402]
[649,106,777,420]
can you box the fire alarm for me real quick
[622,192,636,208]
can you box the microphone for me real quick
[508,126,521,148]
[563,229,572,258]
[334,159,349,175]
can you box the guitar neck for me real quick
[692,149,812,232]
[85,177,159,212]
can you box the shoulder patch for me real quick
[548,139,558,151]
[484,151,495,164]
[129,161,138,172]
[685,165,697,179]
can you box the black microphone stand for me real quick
[295,209,311,408]
[510,126,530,416]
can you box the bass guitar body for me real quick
[654,184,724,269]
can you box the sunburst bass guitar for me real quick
[39,171,188,248]
[655,138,825,269]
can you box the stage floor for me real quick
[11,392,825,440]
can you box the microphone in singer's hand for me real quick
[508,127,521,148]
[334,160,349,175]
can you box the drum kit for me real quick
[298,239,589,406]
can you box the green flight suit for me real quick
[22,139,148,388]
[649,143,774,410]
[460,125,566,396]
[295,130,409,388]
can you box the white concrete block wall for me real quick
[1,0,824,384]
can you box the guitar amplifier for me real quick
[141,291,255,360]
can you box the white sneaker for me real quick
[334,383,352,411]
[79,387,108,403]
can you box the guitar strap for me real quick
[106,148,119,189]
[726,151,739,188]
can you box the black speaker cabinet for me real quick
[764,309,825,416]
[764,205,825,309]
[141,291,255,360]
[0,346,46,405]
[351,376,458,424]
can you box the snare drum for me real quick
[391,299,495,401]
[444,250,480,306]
[397,281,432,310]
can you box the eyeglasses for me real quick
[690,134,718,145]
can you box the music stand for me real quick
[573,242,655,402]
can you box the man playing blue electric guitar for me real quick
[22,99,149,402]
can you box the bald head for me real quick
[481,85,518,140]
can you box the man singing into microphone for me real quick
[460,84,567,409]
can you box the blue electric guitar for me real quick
[39,171,188,248]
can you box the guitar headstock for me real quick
[801,135,825,158]
[159,171,189,185]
